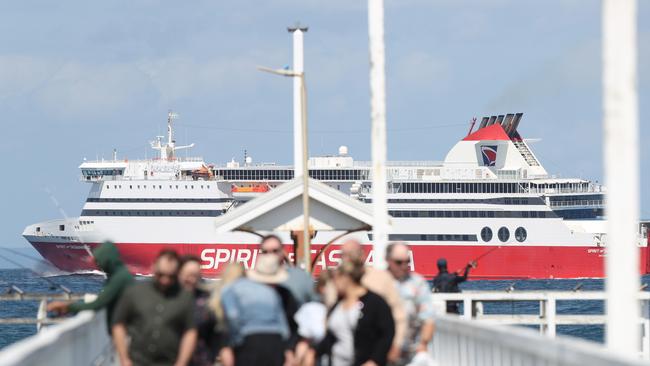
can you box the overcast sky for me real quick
[0,1,648,267]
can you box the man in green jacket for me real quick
[47,242,133,330]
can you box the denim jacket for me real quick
[221,277,289,346]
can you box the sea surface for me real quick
[1,268,649,350]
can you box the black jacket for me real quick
[433,265,470,293]
[318,290,395,366]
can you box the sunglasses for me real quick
[261,248,284,254]
[391,259,410,266]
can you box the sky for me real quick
[0,1,648,267]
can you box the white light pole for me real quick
[603,0,640,357]
[257,26,311,271]
[289,25,307,178]
[368,0,389,269]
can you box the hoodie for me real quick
[68,242,133,328]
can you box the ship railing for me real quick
[431,290,650,362]
[549,199,605,207]
[526,185,605,195]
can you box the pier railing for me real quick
[432,290,650,361]
[0,309,116,366]
[431,314,647,366]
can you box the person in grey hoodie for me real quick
[46,241,134,331]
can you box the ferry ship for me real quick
[23,112,650,279]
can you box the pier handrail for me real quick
[0,309,116,366]
[431,314,647,366]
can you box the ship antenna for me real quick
[467,117,477,136]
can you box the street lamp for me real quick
[257,65,312,272]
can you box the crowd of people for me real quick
[47,238,474,366]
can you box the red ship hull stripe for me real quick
[29,241,650,279]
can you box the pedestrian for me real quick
[293,269,333,366]
[209,263,245,366]
[112,249,197,366]
[385,243,435,365]
[46,242,133,332]
[340,239,406,363]
[178,255,222,366]
[260,234,317,305]
[318,260,395,366]
[432,258,476,314]
[220,253,290,366]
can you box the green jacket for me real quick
[68,242,133,329]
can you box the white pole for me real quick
[368,0,388,269]
[603,0,640,356]
[291,28,306,177]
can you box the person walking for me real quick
[340,239,406,363]
[319,260,395,366]
[220,254,290,366]
[112,249,197,366]
[385,243,434,365]
[432,258,476,314]
[259,234,317,305]
[208,263,246,366]
[178,255,222,366]
[46,242,133,332]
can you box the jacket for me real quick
[319,291,395,366]
[68,242,133,329]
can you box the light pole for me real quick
[257,65,311,272]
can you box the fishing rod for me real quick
[454,246,502,273]
[1,247,50,264]
[0,252,70,292]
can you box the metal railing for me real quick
[431,290,650,363]
[0,309,116,366]
[431,314,647,366]
[549,200,605,207]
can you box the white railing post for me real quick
[546,297,557,338]
[603,0,640,357]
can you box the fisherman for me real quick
[432,258,476,314]
[46,241,133,332]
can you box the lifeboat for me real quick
[231,183,270,199]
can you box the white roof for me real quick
[214,178,388,233]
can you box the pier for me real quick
[1,0,645,364]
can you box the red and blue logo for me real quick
[480,145,498,166]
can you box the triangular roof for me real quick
[463,123,510,141]
[214,178,387,233]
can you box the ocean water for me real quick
[0,268,648,350]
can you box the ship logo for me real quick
[480,145,498,166]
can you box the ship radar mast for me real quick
[150,110,195,160]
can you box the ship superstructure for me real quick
[23,112,650,278]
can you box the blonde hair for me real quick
[337,260,365,284]
[209,262,245,322]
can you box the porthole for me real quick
[480,227,492,242]
[515,227,527,242]
[498,227,510,242]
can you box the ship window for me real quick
[515,227,527,242]
[498,227,510,242]
[106,185,109,189]
[159,185,162,189]
[480,227,492,242]
[130,185,132,189]
[36,227,41,232]
[59,224,65,231]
